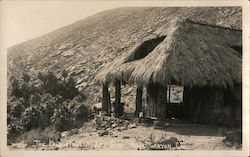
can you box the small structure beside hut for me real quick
[94,8,242,127]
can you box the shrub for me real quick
[39,93,58,115]
[50,105,73,131]
[63,77,79,99]
[7,97,26,118]
[22,73,31,82]
[23,126,61,146]
[21,106,41,131]
[7,118,24,136]
[7,72,90,144]
[7,97,27,138]
[37,71,81,99]
[70,100,90,122]
[50,100,90,131]
[223,129,242,147]
[37,71,60,96]
[9,77,22,98]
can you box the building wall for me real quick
[183,85,241,126]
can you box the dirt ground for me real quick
[9,119,240,151]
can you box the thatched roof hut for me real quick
[94,7,242,125]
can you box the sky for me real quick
[0,1,120,49]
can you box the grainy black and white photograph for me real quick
[0,0,249,156]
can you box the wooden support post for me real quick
[183,86,191,118]
[168,85,171,103]
[107,91,111,115]
[145,83,159,117]
[135,85,143,117]
[102,83,109,112]
[114,80,122,117]
[183,86,189,104]
[157,84,167,120]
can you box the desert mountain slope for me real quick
[7,7,242,106]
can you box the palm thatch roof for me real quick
[94,7,242,88]
[131,20,241,88]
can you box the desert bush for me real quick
[22,73,31,82]
[21,106,41,131]
[28,93,41,106]
[7,72,89,144]
[7,97,26,118]
[50,100,90,131]
[70,99,90,120]
[9,77,22,98]
[7,118,24,136]
[63,77,79,99]
[19,82,32,102]
[223,129,242,147]
[39,93,58,115]
[51,104,74,131]
[37,71,60,96]
[37,71,81,99]
[23,126,61,146]
[23,128,41,146]
[77,89,87,101]
[7,97,27,138]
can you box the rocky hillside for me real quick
[7,7,242,109]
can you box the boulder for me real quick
[61,131,70,138]
[98,130,109,136]
[78,127,85,133]
[106,128,111,132]
[120,126,127,131]
[122,136,130,139]
[111,123,117,128]
[89,133,95,136]
[128,123,137,129]
[93,102,102,110]
[100,121,109,128]
[70,128,79,135]
[116,127,122,132]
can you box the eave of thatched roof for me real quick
[94,46,141,85]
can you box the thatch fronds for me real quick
[110,61,140,83]
[130,20,241,88]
